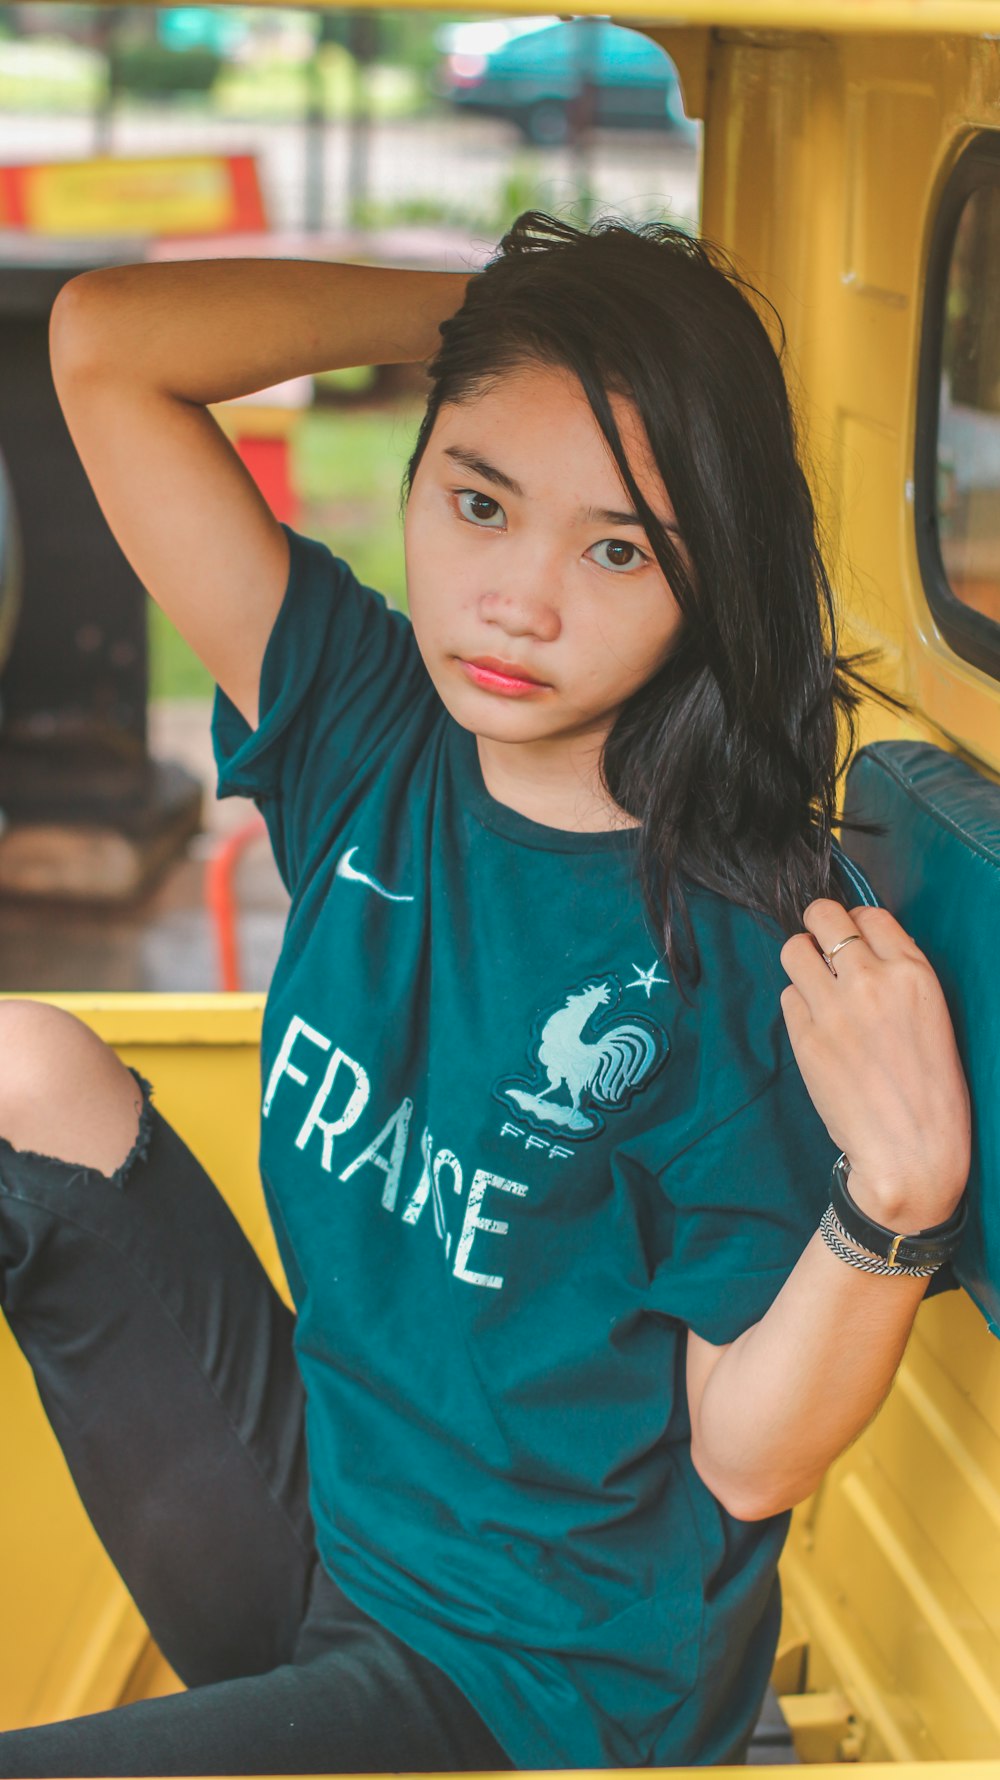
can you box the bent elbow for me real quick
[49,270,127,387]
[720,1490,787,1523]
[708,1477,778,1521]
[690,1447,794,1522]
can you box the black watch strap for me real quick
[830,1153,968,1269]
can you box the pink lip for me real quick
[458,658,551,696]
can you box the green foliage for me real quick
[350,150,600,240]
[493,160,599,235]
[314,365,379,397]
[110,41,222,98]
[294,399,424,611]
[375,12,462,85]
[212,46,421,122]
[148,599,214,700]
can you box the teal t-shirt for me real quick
[211,525,956,1769]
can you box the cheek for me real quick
[588,592,680,687]
[409,520,486,630]
[404,517,464,646]
[406,497,463,586]
[403,504,440,619]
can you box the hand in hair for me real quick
[778,898,971,1231]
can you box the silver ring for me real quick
[821,933,862,970]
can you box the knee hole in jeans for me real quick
[0,1001,158,1184]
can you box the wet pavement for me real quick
[0,698,290,995]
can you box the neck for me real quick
[474,730,641,835]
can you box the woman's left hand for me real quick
[779,900,971,1228]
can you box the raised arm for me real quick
[48,258,472,729]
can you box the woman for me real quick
[0,212,971,1775]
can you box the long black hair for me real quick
[400,210,904,992]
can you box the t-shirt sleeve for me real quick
[648,1056,958,1348]
[210,523,432,898]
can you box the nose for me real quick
[476,553,562,643]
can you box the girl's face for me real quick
[403,362,685,757]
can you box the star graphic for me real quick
[625,961,670,998]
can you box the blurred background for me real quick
[0,3,700,993]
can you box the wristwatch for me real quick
[830,1152,968,1270]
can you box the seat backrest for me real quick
[842,739,1000,1337]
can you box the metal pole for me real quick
[346,11,377,230]
[571,16,599,225]
[303,13,326,233]
[94,5,124,157]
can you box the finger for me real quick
[775,904,861,989]
[849,903,925,962]
[800,898,869,977]
[778,981,812,1042]
[778,926,847,1003]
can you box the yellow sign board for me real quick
[0,153,266,236]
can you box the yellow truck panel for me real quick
[3,5,1000,1773]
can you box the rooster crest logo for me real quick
[492,977,670,1141]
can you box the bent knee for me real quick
[0,999,112,1089]
[0,1000,144,1179]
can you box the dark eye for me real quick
[455,489,505,527]
[589,538,648,573]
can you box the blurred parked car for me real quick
[433,18,690,147]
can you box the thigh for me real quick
[0,1066,315,1687]
[0,1562,516,1778]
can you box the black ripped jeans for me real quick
[0,1068,515,1777]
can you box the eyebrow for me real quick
[441,445,682,535]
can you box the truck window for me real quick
[917,131,1000,682]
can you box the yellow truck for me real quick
[1,2,998,1774]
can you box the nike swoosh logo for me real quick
[335,845,414,903]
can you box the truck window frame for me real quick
[915,129,1000,683]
